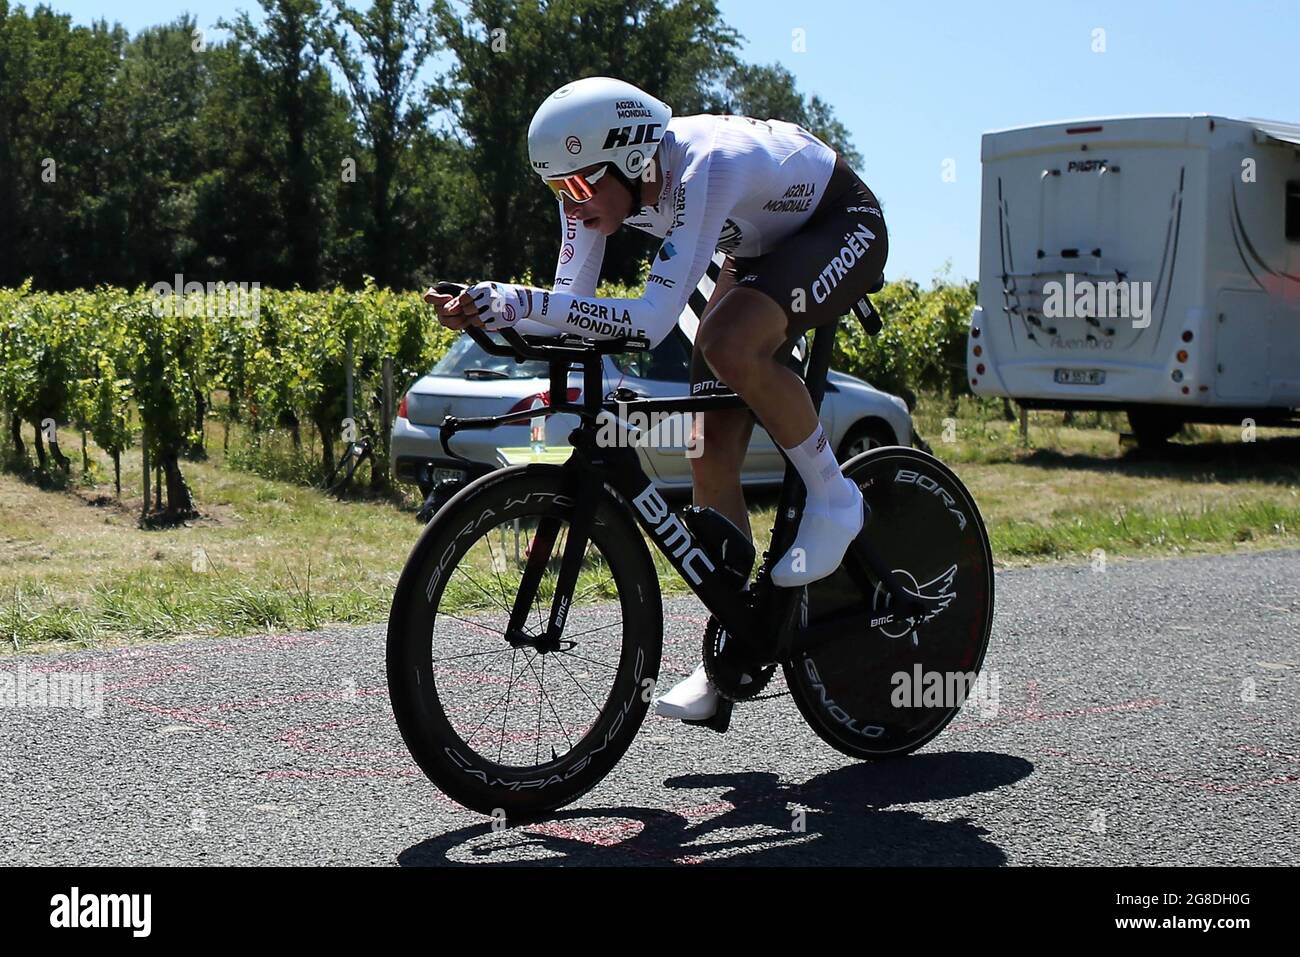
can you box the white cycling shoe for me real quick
[654,664,720,721]
[770,482,865,587]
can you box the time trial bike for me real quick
[387,281,994,818]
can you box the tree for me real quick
[430,0,742,285]
[0,1,20,287]
[200,0,355,289]
[720,62,863,170]
[0,5,126,289]
[0,0,862,292]
[97,17,207,287]
[326,0,439,287]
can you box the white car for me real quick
[392,327,913,498]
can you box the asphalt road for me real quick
[2,548,1297,866]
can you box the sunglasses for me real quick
[544,165,609,204]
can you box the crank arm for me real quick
[845,535,929,621]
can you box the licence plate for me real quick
[1054,368,1105,386]
[433,467,466,484]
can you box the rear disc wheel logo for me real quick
[870,564,957,643]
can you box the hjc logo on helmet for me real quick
[602,124,662,150]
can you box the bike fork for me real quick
[516,464,601,650]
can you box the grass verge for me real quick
[2,398,1298,652]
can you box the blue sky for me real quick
[40,0,1300,282]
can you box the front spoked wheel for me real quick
[387,465,662,818]
[784,446,994,759]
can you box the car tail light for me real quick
[397,394,408,420]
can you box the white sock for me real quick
[783,425,856,512]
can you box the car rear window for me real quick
[610,327,692,382]
[430,336,551,379]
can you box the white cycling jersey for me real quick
[515,114,837,346]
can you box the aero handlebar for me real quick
[430,280,648,362]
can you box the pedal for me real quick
[417,477,468,524]
[683,697,732,734]
[416,488,440,524]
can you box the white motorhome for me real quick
[967,115,1300,446]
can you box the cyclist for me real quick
[426,76,888,722]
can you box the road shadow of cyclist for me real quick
[397,750,1031,866]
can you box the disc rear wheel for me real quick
[784,447,994,759]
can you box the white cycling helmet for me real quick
[528,76,672,185]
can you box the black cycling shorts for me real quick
[688,155,888,399]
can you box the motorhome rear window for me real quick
[1288,182,1300,241]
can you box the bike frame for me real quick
[433,292,933,666]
